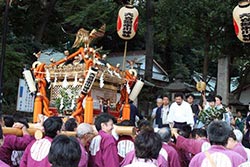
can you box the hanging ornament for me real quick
[53,74,57,87]
[73,73,78,88]
[62,74,69,88]
[70,98,75,110]
[114,71,121,79]
[126,81,131,94]
[100,72,105,88]
[59,97,64,110]
[45,69,51,83]
[117,4,139,40]
[233,0,250,43]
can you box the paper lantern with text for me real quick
[233,1,250,43]
[117,5,139,40]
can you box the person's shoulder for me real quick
[192,151,206,159]
[162,142,178,153]
[182,101,191,106]
[99,131,116,143]
[169,102,177,107]
[189,151,206,165]
[225,149,245,158]
[224,149,246,165]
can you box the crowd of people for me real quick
[0,92,250,167]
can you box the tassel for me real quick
[45,69,51,83]
[126,81,131,94]
[114,71,121,79]
[70,98,75,110]
[73,73,78,88]
[62,74,68,88]
[60,97,64,110]
[53,74,57,87]
[107,69,113,76]
[100,72,104,88]
[84,96,93,124]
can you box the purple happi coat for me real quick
[120,149,168,167]
[232,143,248,161]
[0,160,10,167]
[20,136,52,167]
[89,130,119,167]
[77,138,89,167]
[176,135,211,156]
[162,142,181,167]
[189,145,246,167]
[0,134,34,166]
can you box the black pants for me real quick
[173,121,187,130]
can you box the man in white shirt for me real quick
[167,93,194,129]
[162,96,170,125]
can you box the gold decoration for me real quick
[72,24,106,48]
[196,81,206,92]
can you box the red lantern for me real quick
[233,1,250,43]
[117,5,139,40]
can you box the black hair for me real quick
[162,95,169,99]
[0,124,3,139]
[117,120,134,126]
[135,130,162,161]
[229,130,237,141]
[178,125,192,138]
[43,117,62,138]
[48,135,81,167]
[3,116,14,127]
[207,120,231,146]
[174,92,184,99]
[64,118,77,131]
[215,95,222,101]
[186,94,195,99]
[50,116,63,128]
[191,128,207,138]
[207,96,216,102]
[12,112,29,128]
[18,118,29,128]
[94,113,116,131]
[137,120,152,132]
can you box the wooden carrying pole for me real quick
[2,125,136,137]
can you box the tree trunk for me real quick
[35,0,58,43]
[145,0,154,82]
[217,56,229,105]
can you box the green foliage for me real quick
[1,0,250,114]
[54,87,78,114]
